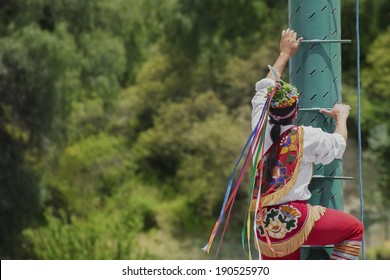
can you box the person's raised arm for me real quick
[252,29,302,130]
[266,28,303,81]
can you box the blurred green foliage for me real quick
[0,0,389,259]
[366,241,390,260]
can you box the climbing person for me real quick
[250,28,364,260]
[202,28,363,260]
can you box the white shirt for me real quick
[251,78,346,204]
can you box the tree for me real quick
[362,29,390,205]
[0,23,80,258]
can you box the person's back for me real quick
[252,78,347,206]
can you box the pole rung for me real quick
[312,175,354,180]
[299,107,332,111]
[301,245,334,248]
[302,39,351,44]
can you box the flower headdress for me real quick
[268,82,299,109]
[267,80,299,121]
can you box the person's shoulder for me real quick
[301,125,324,134]
[299,126,326,140]
[301,126,345,143]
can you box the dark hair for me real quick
[263,105,297,188]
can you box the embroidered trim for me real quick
[257,205,302,239]
[262,126,304,207]
[330,240,362,260]
[331,251,359,260]
[257,204,326,257]
[269,102,298,121]
[250,126,305,211]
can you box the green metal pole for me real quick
[288,0,348,260]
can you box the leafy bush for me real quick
[366,241,390,260]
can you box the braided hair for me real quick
[263,105,297,186]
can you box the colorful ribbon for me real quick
[201,84,280,257]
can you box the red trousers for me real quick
[261,207,364,260]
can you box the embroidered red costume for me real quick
[202,74,363,260]
[250,78,363,260]
[251,126,326,257]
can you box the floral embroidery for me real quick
[269,161,289,188]
[257,205,302,239]
[280,129,298,155]
[250,126,301,210]
[259,127,299,195]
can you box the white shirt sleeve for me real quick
[302,126,347,165]
[251,78,275,131]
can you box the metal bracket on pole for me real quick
[298,107,332,111]
[302,39,351,44]
[312,175,354,180]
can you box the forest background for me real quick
[1,0,390,260]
